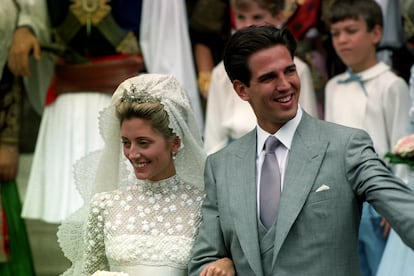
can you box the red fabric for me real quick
[229,6,236,30]
[45,76,57,106]
[0,205,10,261]
[285,0,321,39]
[45,54,137,106]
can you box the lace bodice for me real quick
[82,175,204,275]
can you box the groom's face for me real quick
[234,44,300,134]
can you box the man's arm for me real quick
[346,129,414,249]
[8,26,40,76]
[189,156,231,275]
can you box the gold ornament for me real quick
[70,0,111,26]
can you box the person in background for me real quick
[324,1,411,275]
[188,24,414,276]
[374,0,404,68]
[188,0,232,100]
[203,0,319,155]
[375,67,414,276]
[284,0,330,116]
[376,2,414,274]
[57,74,233,275]
[7,0,203,225]
[0,0,35,275]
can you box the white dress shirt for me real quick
[255,108,302,217]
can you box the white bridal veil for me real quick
[57,74,206,275]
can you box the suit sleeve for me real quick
[188,156,229,275]
[345,129,414,249]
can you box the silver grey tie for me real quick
[260,136,281,229]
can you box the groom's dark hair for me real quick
[223,25,297,86]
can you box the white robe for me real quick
[0,0,18,76]
[324,62,410,181]
[19,0,202,223]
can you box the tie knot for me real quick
[264,136,279,153]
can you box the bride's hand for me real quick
[200,257,235,276]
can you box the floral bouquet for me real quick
[385,134,414,168]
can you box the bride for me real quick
[57,74,232,275]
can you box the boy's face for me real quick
[233,45,300,134]
[330,17,382,72]
[233,2,283,30]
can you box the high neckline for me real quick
[140,175,181,194]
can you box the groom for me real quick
[188,25,414,275]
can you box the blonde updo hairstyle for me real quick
[115,100,176,142]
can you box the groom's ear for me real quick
[233,80,250,101]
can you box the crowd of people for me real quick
[1,0,414,275]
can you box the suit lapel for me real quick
[272,113,329,266]
[228,130,264,276]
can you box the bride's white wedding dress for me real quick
[82,175,204,275]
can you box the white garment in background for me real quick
[22,93,110,223]
[204,57,318,155]
[140,0,204,132]
[19,0,202,223]
[325,62,410,164]
[0,0,18,76]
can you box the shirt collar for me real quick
[338,61,389,83]
[256,107,302,155]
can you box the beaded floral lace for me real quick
[57,74,206,275]
[83,175,204,274]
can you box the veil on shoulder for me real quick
[57,74,206,275]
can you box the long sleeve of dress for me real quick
[82,194,110,275]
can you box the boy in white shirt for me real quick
[324,1,411,275]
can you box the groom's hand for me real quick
[200,257,235,276]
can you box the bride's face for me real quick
[121,117,179,181]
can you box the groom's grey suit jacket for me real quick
[189,111,414,276]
